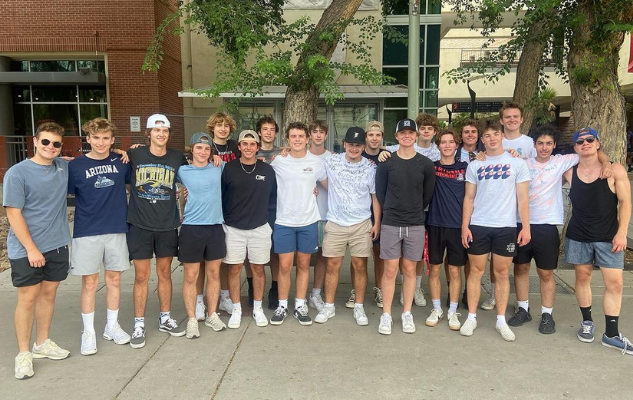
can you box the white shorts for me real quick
[69,233,130,275]
[223,223,272,265]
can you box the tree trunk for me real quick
[283,85,319,128]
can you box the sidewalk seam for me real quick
[211,317,252,399]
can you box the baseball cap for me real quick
[146,114,171,129]
[365,120,384,133]
[238,130,260,144]
[572,127,599,142]
[189,132,212,146]
[395,118,417,133]
[344,126,366,144]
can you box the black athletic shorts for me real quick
[427,225,467,266]
[11,245,69,287]
[127,224,178,260]
[467,225,517,257]
[178,224,226,263]
[513,223,559,270]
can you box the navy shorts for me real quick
[273,222,319,254]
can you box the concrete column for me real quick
[0,56,14,136]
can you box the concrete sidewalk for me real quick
[0,258,632,399]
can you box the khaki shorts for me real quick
[69,233,130,275]
[322,219,372,258]
[223,223,272,265]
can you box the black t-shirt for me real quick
[127,146,188,231]
[213,140,241,163]
[221,159,277,230]
[362,150,380,165]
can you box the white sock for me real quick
[279,299,288,309]
[311,288,321,296]
[416,275,422,288]
[295,298,306,308]
[489,284,496,299]
[354,303,363,308]
[467,313,477,322]
[232,302,242,312]
[449,302,458,314]
[82,312,95,333]
[325,302,335,309]
[432,299,441,311]
[542,306,553,315]
[134,317,145,329]
[159,311,171,324]
[496,314,506,327]
[518,300,529,312]
[403,310,412,316]
[106,309,118,329]
[196,294,204,304]
[220,290,229,300]
[253,300,262,309]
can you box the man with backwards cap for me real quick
[563,127,632,354]
[127,114,188,348]
[375,118,435,335]
[314,127,381,326]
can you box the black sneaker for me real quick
[270,306,287,325]
[158,317,186,337]
[267,288,279,310]
[539,312,556,334]
[507,307,532,327]
[293,305,312,326]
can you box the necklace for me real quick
[578,165,598,179]
[240,161,256,174]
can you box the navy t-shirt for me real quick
[68,153,131,238]
[426,160,468,229]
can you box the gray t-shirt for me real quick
[2,158,71,259]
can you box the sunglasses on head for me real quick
[575,137,596,145]
[41,138,62,148]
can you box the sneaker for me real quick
[32,339,70,360]
[480,297,496,311]
[374,287,383,308]
[14,352,34,380]
[496,323,516,342]
[219,297,233,315]
[293,305,312,326]
[270,306,287,325]
[228,308,242,329]
[577,320,595,343]
[353,305,369,326]
[460,319,477,336]
[103,322,131,345]
[253,306,269,327]
[130,326,146,349]
[267,288,279,310]
[186,318,200,339]
[309,293,325,312]
[414,287,426,307]
[345,289,355,309]
[204,312,226,331]
[508,307,532,327]
[425,309,444,327]
[538,313,556,334]
[448,312,461,331]
[402,313,416,333]
[195,302,206,321]
[601,333,633,355]
[158,318,186,337]
[80,331,97,356]
[315,305,336,324]
[378,313,393,335]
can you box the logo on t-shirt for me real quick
[94,176,114,189]
[303,167,314,174]
[255,175,266,181]
[477,164,511,181]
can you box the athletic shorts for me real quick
[70,233,130,275]
[224,223,272,265]
[467,225,517,257]
[380,224,425,261]
[11,245,69,287]
[564,238,624,269]
[273,222,319,254]
[127,225,178,260]
[322,219,373,258]
[513,224,559,270]
[178,224,226,263]
[427,225,467,266]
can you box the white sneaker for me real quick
[414,287,427,307]
[219,297,233,315]
[315,305,336,324]
[195,301,206,321]
[353,305,369,326]
[448,312,461,331]
[103,322,131,345]
[425,309,444,327]
[81,331,97,356]
[378,313,392,335]
[460,318,477,336]
[496,322,516,342]
[253,306,269,327]
[308,293,325,312]
[402,313,416,333]
[480,297,496,311]
[228,308,242,329]
[204,312,226,331]
[345,289,355,309]
[186,317,200,339]
[32,339,70,360]
[15,352,33,380]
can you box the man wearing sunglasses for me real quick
[563,127,632,355]
[4,122,71,379]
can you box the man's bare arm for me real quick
[516,181,531,246]
[461,182,476,248]
[5,207,45,268]
[612,163,631,252]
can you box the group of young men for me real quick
[5,102,632,380]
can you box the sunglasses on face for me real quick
[575,137,596,145]
[41,139,62,148]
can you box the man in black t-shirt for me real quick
[127,114,188,348]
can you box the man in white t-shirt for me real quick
[270,122,327,326]
[314,127,381,326]
[461,119,531,342]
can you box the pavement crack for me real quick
[210,317,252,399]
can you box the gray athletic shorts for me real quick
[380,224,425,261]
[69,233,130,275]
[564,238,624,269]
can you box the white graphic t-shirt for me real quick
[386,142,440,161]
[502,135,536,159]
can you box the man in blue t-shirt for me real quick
[68,118,132,356]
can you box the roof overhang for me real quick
[179,85,409,99]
